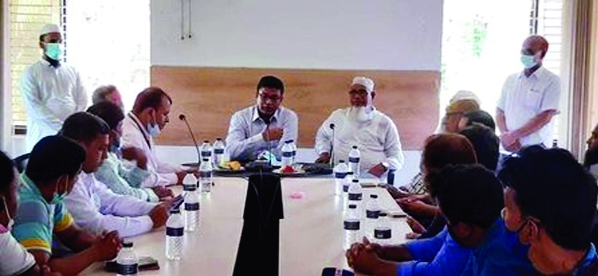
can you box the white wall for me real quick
[151,0,443,70]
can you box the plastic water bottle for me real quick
[200,140,212,164]
[182,173,198,193]
[342,171,354,205]
[213,138,225,168]
[347,179,363,213]
[343,204,361,250]
[289,140,297,164]
[334,160,349,196]
[199,158,213,193]
[374,213,392,245]
[116,242,138,276]
[348,146,361,177]
[281,140,294,168]
[165,209,184,260]
[365,194,381,239]
[184,185,200,232]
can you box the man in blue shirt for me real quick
[347,164,534,276]
[499,146,598,275]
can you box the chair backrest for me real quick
[13,153,30,174]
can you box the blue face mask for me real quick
[520,54,537,69]
[147,123,161,137]
[44,43,64,61]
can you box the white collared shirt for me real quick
[21,59,87,152]
[315,107,404,172]
[497,66,561,148]
[121,113,181,187]
[225,105,298,160]
[64,172,157,238]
[0,232,36,276]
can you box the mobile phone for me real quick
[105,256,159,272]
[321,267,355,276]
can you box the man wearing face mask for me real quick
[315,77,404,177]
[225,75,298,161]
[122,87,192,186]
[61,112,171,238]
[87,102,173,202]
[499,146,598,275]
[12,136,121,276]
[0,150,62,276]
[496,35,561,152]
[21,24,87,152]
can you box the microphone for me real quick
[329,123,335,167]
[179,114,201,167]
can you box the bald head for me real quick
[522,35,549,59]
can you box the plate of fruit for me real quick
[214,161,246,174]
[273,164,308,176]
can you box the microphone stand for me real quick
[329,123,335,168]
[179,114,201,168]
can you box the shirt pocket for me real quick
[524,89,542,110]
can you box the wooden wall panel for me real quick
[151,66,440,150]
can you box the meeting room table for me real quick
[82,176,411,276]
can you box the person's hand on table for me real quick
[91,230,121,261]
[347,237,396,276]
[386,185,410,199]
[40,264,62,276]
[149,202,170,229]
[368,163,387,178]
[397,198,437,217]
[315,152,330,164]
[153,186,174,200]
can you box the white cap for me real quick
[40,24,61,36]
[449,90,480,105]
[351,77,375,93]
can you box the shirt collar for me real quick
[129,112,150,137]
[573,243,598,275]
[517,66,547,80]
[39,58,60,69]
[252,106,281,123]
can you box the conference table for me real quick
[82,176,411,276]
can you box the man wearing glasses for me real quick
[315,77,404,177]
[225,75,298,161]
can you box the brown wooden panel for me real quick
[151,66,439,150]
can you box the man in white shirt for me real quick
[122,87,191,187]
[496,35,561,152]
[61,112,170,238]
[21,23,87,152]
[315,77,404,177]
[226,75,299,161]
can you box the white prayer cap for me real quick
[449,90,480,105]
[351,77,375,93]
[40,24,61,36]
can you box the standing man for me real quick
[496,35,561,152]
[225,76,298,161]
[315,77,404,177]
[21,24,87,152]
[122,87,191,187]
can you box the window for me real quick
[8,0,150,134]
[441,0,563,140]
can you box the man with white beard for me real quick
[314,77,404,177]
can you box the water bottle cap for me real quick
[203,140,209,143]
[346,171,354,175]
[352,145,358,149]
[202,158,209,161]
[348,204,357,209]
[122,242,133,248]
[216,138,222,141]
[171,209,181,214]
[339,160,345,163]
[352,179,359,183]
[370,194,378,199]
[379,213,388,217]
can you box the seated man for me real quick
[585,122,598,179]
[87,102,173,202]
[61,112,170,238]
[458,110,496,133]
[92,84,124,109]
[459,124,500,172]
[441,90,480,134]
[122,87,191,187]
[0,150,61,276]
[347,164,534,276]
[499,146,598,275]
[315,77,404,177]
[225,75,298,161]
[12,136,121,276]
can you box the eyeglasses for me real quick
[258,93,282,103]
